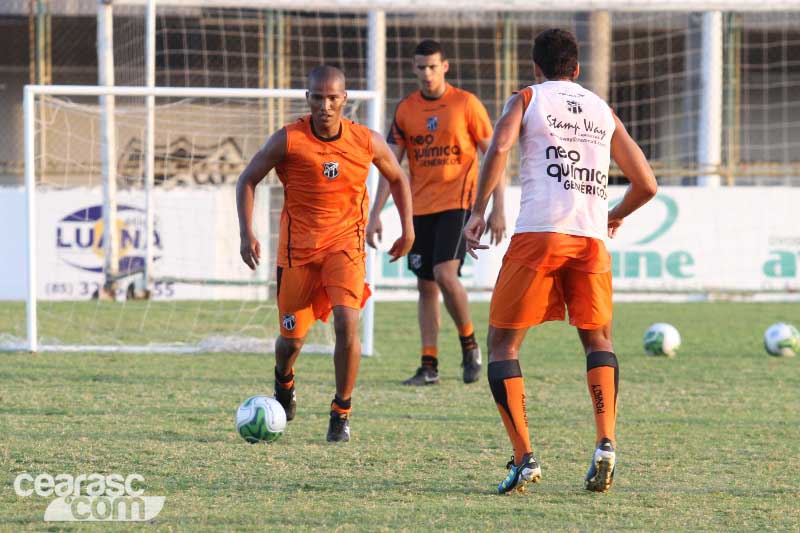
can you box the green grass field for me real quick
[1,301,799,531]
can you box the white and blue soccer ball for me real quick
[236,395,287,443]
[763,322,799,357]
[643,323,681,358]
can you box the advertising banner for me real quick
[372,186,800,293]
[2,186,798,301]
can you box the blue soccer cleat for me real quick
[585,438,616,492]
[497,453,542,494]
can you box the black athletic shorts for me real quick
[407,208,470,281]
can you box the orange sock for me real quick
[458,323,474,338]
[421,346,438,368]
[586,351,618,446]
[488,360,532,464]
[422,345,438,357]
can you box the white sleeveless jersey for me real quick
[514,80,616,240]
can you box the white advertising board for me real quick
[2,186,799,301]
[0,186,270,301]
[371,186,800,293]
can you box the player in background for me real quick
[367,39,506,386]
[463,29,657,493]
[237,65,414,442]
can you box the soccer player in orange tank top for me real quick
[464,29,658,493]
[367,39,506,386]
[236,65,414,443]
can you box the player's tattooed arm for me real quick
[236,128,287,270]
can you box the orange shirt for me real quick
[388,84,493,215]
[275,115,374,267]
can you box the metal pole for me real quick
[24,87,38,352]
[266,10,276,134]
[44,0,51,84]
[36,0,47,179]
[277,12,286,126]
[28,0,35,85]
[36,0,45,84]
[587,12,611,101]
[143,0,156,297]
[726,13,742,186]
[98,0,119,296]
[257,10,265,142]
[364,10,385,357]
[698,11,723,187]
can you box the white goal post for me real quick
[22,84,381,354]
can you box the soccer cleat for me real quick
[326,411,351,442]
[497,453,542,494]
[402,365,440,386]
[585,438,616,492]
[461,345,482,384]
[273,381,296,422]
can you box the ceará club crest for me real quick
[322,161,339,180]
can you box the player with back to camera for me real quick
[367,39,506,386]
[463,29,658,493]
[236,65,415,443]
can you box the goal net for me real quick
[103,4,800,186]
[8,86,375,353]
[101,3,800,293]
[5,1,800,352]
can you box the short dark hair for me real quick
[532,29,579,79]
[414,39,446,60]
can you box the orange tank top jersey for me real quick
[276,116,374,267]
[387,85,493,215]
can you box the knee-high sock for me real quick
[488,360,531,464]
[586,351,619,446]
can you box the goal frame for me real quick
[22,84,381,354]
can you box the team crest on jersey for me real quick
[566,100,583,114]
[426,116,439,132]
[282,314,296,331]
[322,161,340,179]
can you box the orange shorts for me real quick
[489,233,612,330]
[277,250,371,339]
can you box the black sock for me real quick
[275,367,294,388]
[459,333,478,352]
[421,355,438,370]
[332,395,351,411]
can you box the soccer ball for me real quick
[643,323,681,357]
[763,322,799,357]
[236,395,287,443]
